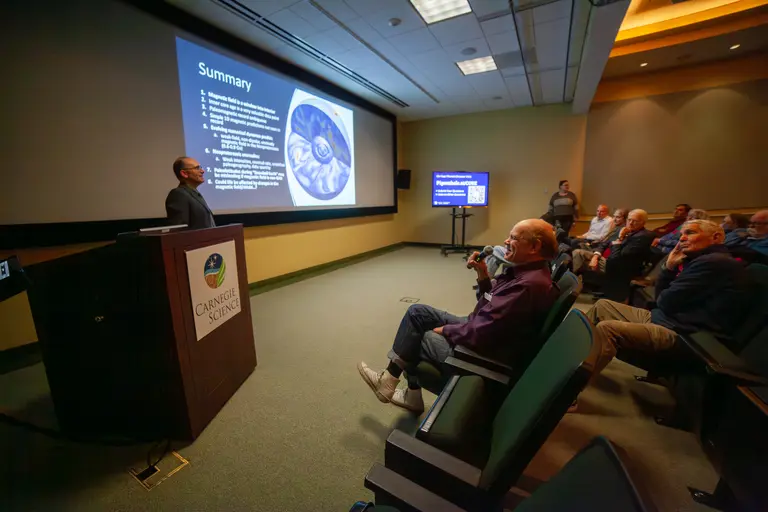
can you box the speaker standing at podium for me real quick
[165,156,216,229]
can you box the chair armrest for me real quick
[680,332,768,385]
[453,346,513,376]
[417,376,460,439]
[385,430,484,510]
[444,357,509,387]
[364,463,466,512]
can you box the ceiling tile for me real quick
[359,2,427,38]
[345,0,386,17]
[532,17,569,69]
[504,75,532,106]
[480,13,516,36]
[468,0,512,18]
[442,38,491,62]
[429,14,484,46]
[467,72,507,96]
[344,18,383,43]
[487,31,520,55]
[290,1,337,31]
[438,79,479,96]
[335,47,378,68]
[239,0,303,16]
[532,0,571,25]
[312,0,360,22]
[325,27,366,51]
[367,39,410,67]
[267,8,317,39]
[483,96,514,109]
[304,31,347,55]
[500,62,526,77]
[388,28,441,56]
[407,48,454,72]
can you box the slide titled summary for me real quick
[176,37,298,209]
[432,172,489,207]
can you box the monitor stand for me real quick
[441,208,473,256]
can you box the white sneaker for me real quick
[390,388,425,414]
[357,362,398,403]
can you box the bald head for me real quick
[503,219,558,264]
[749,210,768,238]
[596,204,609,219]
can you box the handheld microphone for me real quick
[467,246,494,269]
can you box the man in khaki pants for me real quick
[586,220,752,377]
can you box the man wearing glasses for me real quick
[726,210,768,261]
[357,219,559,414]
[165,156,216,230]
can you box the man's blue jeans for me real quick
[387,304,467,374]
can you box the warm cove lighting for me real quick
[409,0,472,24]
[457,56,497,75]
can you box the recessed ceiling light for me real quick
[388,18,402,27]
[640,62,648,67]
[409,0,472,24]
[730,44,741,50]
[457,56,497,75]
[461,47,477,56]
[492,96,503,100]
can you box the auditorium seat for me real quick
[360,434,653,512]
[369,310,601,511]
[550,252,570,282]
[617,263,768,384]
[414,270,581,395]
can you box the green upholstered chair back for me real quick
[550,253,570,282]
[479,310,600,495]
[533,272,581,351]
[515,436,651,512]
[738,324,768,378]
[510,272,581,381]
[556,270,579,297]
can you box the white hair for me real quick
[683,219,724,238]
[687,209,709,220]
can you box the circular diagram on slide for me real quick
[285,90,354,206]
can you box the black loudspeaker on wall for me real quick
[397,169,411,190]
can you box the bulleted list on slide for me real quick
[202,90,283,192]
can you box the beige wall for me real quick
[583,78,768,213]
[398,105,587,245]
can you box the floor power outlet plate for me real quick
[129,451,189,491]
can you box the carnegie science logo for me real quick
[196,252,240,326]
[204,253,226,289]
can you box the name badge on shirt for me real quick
[483,292,493,302]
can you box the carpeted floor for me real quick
[0,246,718,511]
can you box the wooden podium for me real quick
[26,224,256,441]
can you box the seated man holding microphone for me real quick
[358,219,559,414]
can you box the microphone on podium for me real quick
[467,246,494,269]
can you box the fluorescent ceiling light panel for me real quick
[410,0,472,24]
[457,56,497,75]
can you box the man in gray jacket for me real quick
[165,156,216,230]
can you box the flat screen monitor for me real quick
[432,172,489,208]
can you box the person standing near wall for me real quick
[546,180,579,235]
